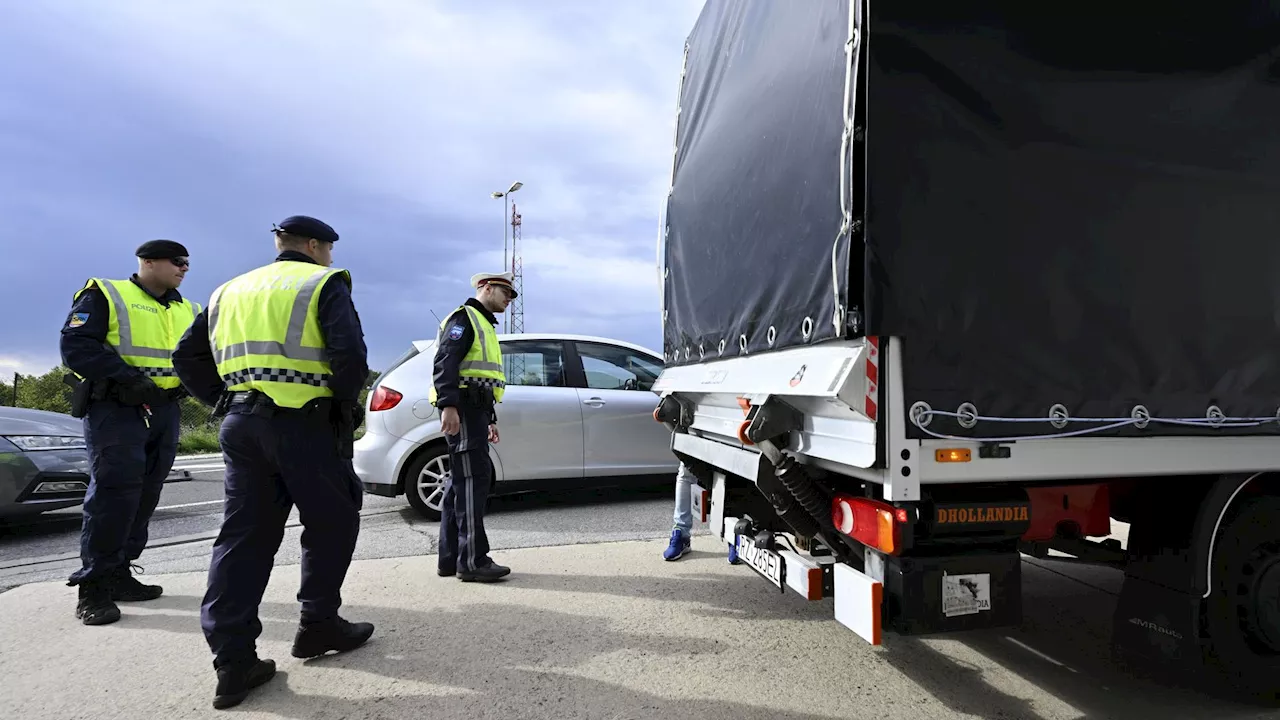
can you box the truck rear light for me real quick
[369,385,403,412]
[832,494,909,555]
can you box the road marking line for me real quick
[155,499,224,511]
[171,463,226,471]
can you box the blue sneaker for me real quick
[727,542,742,565]
[663,528,691,561]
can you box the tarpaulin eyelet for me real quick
[910,402,932,428]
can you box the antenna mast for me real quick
[509,203,524,334]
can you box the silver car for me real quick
[355,332,679,520]
[0,406,91,518]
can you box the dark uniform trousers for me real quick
[200,402,364,668]
[438,401,496,574]
[69,398,179,585]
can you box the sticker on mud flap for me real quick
[942,572,991,618]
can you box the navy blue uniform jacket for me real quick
[172,251,369,406]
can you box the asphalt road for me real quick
[4,458,1280,716]
[0,455,679,592]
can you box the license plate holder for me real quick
[735,533,785,591]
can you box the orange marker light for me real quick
[935,448,972,463]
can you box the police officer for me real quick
[172,215,373,710]
[430,270,514,583]
[59,239,198,626]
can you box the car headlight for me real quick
[2,435,87,451]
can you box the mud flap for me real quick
[1110,480,1214,677]
[1112,575,1205,673]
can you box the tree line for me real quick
[3,366,381,423]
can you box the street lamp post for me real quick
[490,181,523,272]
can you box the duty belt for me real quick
[227,390,329,415]
[229,391,269,405]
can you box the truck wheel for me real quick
[1202,495,1280,700]
[404,446,449,522]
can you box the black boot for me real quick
[458,562,510,583]
[212,658,277,710]
[73,578,121,626]
[111,564,163,602]
[291,616,375,659]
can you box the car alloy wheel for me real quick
[416,454,450,514]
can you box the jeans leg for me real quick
[672,462,694,535]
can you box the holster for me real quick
[63,374,110,418]
[210,391,235,421]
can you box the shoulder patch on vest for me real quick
[67,312,89,328]
[447,323,465,341]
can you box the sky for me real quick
[0,0,703,379]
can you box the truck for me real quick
[651,0,1280,700]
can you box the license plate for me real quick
[736,534,784,590]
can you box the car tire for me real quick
[403,445,450,522]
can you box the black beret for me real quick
[135,239,189,259]
[273,215,339,244]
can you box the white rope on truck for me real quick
[911,408,1279,442]
[831,0,863,338]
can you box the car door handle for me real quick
[582,397,606,407]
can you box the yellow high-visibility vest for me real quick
[429,304,506,405]
[74,278,199,390]
[208,260,350,409]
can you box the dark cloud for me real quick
[0,1,704,373]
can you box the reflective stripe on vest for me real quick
[429,304,506,405]
[207,261,349,409]
[75,278,198,390]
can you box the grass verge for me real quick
[178,425,221,454]
[176,424,365,455]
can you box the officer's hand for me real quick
[118,375,159,406]
[488,424,499,444]
[441,406,460,436]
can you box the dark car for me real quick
[0,406,91,518]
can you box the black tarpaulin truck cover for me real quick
[662,0,1280,439]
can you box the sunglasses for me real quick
[169,257,190,268]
